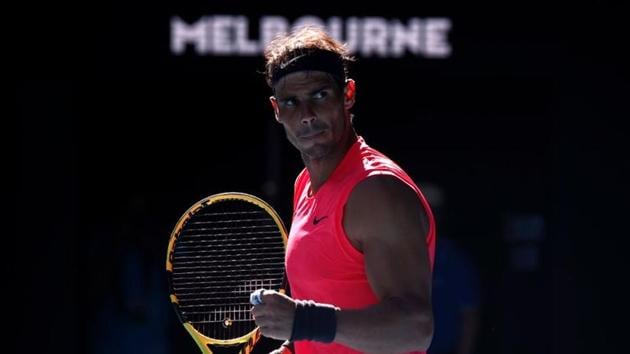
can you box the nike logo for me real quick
[313,215,329,225]
[280,54,306,69]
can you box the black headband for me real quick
[271,50,345,87]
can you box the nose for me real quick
[301,115,315,125]
[300,103,316,125]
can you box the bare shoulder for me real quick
[343,175,429,252]
[347,174,419,206]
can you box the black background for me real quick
[13,1,628,353]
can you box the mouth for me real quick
[299,130,325,139]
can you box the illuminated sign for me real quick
[171,15,451,58]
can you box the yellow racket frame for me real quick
[166,192,288,354]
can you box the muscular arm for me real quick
[252,175,434,353]
[334,175,434,353]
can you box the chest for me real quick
[286,193,363,277]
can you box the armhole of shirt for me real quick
[332,170,405,262]
[333,177,366,264]
[334,170,437,268]
[292,169,308,214]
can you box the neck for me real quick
[303,131,357,194]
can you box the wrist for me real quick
[290,300,339,343]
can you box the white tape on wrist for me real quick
[250,289,265,305]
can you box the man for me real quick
[251,26,436,354]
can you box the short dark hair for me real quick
[263,26,354,88]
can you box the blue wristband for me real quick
[290,300,338,343]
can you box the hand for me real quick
[268,346,292,354]
[250,289,296,340]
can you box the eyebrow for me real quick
[309,84,333,95]
[276,83,333,101]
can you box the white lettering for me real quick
[212,16,233,55]
[260,16,289,49]
[391,18,423,57]
[326,17,343,42]
[234,16,258,55]
[344,17,360,54]
[426,18,452,58]
[171,16,206,54]
[361,18,389,57]
[169,15,452,58]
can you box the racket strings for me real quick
[171,199,285,340]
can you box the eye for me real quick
[313,90,328,100]
[280,98,296,107]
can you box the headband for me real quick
[271,50,345,87]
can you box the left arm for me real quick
[333,175,433,353]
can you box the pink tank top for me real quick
[285,136,436,354]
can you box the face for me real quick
[270,71,356,161]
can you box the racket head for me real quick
[166,192,288,353]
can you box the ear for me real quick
[344,79,356,110]
[269,96,280,122]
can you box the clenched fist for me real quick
[250,289,296,340]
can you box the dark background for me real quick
[13,1,628,353]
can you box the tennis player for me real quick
[251,26,436,354]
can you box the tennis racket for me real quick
[166,192,288,354]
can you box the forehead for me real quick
[273,71,338,95]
